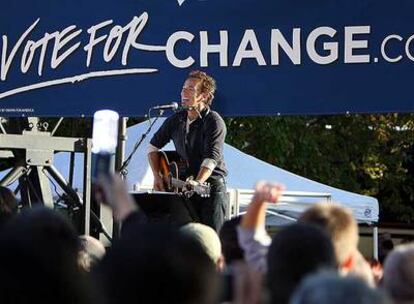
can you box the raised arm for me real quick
[97,174,138,223]
[237,181,285,273]
[241,181,285,231]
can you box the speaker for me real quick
[130,191,194,227]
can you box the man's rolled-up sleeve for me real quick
[147,143,160,155]
[201,158,217,171]
[237,226,271,273]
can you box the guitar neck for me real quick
[171,177,210,197]
[171,177,186,189]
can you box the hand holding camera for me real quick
[91,110,119,182]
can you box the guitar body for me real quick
[157,151,179,192]
[160,151,188,180]
[156,151,211,197]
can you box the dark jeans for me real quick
[188,178,228,232]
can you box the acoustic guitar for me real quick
[157,151,210,198]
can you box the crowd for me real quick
[0,176,413,304]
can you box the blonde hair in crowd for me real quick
[299,203,359,265]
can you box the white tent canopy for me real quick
[50,118,378,223]
[123,119,379,223]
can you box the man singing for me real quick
[147,70,228,231]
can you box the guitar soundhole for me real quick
[163,151,188,180]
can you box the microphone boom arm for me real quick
[119,108,164,178]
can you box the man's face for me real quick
[181,78,205,109]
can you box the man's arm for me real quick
[237,181,285,273]
[202,114,226,167]
[148,117,174,191]
[190,152,219,187]
[241,181,284,230]
[195,164,213,183]
[190,114,226,186]
[96,174,147,237]
[97,174,139,223]
[148,150,165,191]
[185,166,212,191]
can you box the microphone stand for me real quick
[90,209,113,242]
[119,108,165,178]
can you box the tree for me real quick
[225,114,414,223]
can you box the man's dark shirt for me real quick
[150,107,227,180]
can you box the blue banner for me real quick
[1,0,414,116]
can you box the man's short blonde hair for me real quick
[180,223,222,264]
[298,203,358,264]
[188,70,216,106]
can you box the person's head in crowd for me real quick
[378,233,394,264]
[298,203,359,273]
[95,224,219,304]
[219,216,245,265]
[0,186,18,227]
[78,235,106,272]
[382,243,414,304]
[0,207,93,304]
[267,223,337,304]
[181,222,224,270]
[290,271,391,304]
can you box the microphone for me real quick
[151,102,179,111]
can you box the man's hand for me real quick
[96,174,138,222]
[185,178,200,191]
[252,181,285,205]
[241,180,285,231]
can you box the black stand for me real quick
[90,209,112,242]
[119,109,164,178]
[131,191,194,227]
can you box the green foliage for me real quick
[225,114,414,223]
